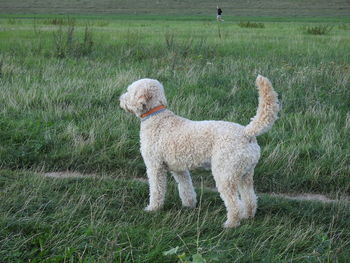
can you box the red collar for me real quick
[141,105,166,119]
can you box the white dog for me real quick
[120,75,279,228]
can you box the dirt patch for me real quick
[269,193,349,203]
[43,171,96,178]
[206,187,348,203]
[133,179,350,203]
[42,174,349,204]
[134,179,349,203]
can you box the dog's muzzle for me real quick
[119,94,134,114]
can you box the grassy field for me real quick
[0,14,350,262]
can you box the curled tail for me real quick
[244,75,280,137]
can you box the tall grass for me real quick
[304,25,333,35]
[238,21,265,28]
[52,19,94,58]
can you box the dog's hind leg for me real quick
[172,170,197,208]
[144,165,167,212]
[215,176,242,228]
[212,165,242,228]
[238,170,257,219]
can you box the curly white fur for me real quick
[120,75,279,228]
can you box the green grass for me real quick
[0,15,350,262]
[238,21,265,29]
[0,170,349,262]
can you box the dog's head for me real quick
[119,78,167,117]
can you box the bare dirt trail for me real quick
[42,172,349,204]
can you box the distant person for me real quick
[217,6,224,21]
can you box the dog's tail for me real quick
[244,75,280,137]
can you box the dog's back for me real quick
[141,112,259,171]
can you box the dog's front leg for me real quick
[172,170,197,208]
[144,165,167,211]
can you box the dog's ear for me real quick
[137,87,153,107]
[137,95,147,110]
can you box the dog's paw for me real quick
[240,210,249,220]
[223,220,240,228]
[144,205,160,212]
[182,199,197,208]
[182,202,197,209]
